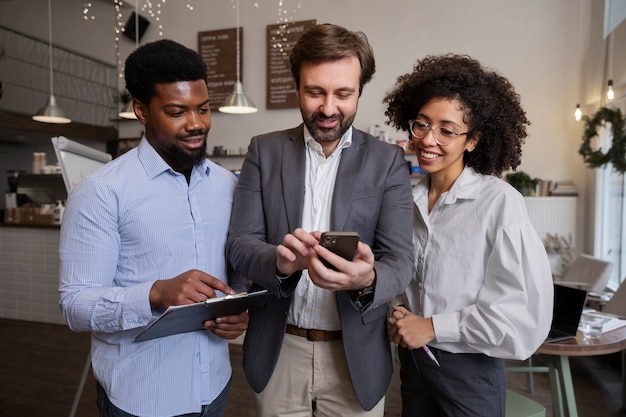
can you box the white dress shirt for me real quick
[287,125,352,331]
[400,167,554,360]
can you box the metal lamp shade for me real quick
[32,94,71,124]
[218,81,258,114]
[118,100,137,119]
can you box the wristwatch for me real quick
[349,275,376,301]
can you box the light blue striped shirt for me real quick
[59,138,239,417]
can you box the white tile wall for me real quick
[0,226,246,344]
[0,226,65,324]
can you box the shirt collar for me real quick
[137,137,211,180]
[414,166,482,204]
[303,124,353,155]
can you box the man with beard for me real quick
[226,24,414,417]
[59,39,248,417]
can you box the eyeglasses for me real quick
[408,119,468,146]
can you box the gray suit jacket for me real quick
[226,125,414,411]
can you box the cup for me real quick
[579,317,603,340]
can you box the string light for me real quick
[83,2,95,20]
[270,0,302,56]
[141,0,167,37]
[119,0,140,119]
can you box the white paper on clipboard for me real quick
[134,290,271,342]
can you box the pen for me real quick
[392,304,440,367]
[422,345,440,367]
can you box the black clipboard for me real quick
[134,290,270,342]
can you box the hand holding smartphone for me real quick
[319,231,360,271]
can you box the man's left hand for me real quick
[308,235,376,292]
[203,311,249,340]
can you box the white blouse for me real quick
[400,167,554,360]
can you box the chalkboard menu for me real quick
[198,28,241,111]
[266,20,316,110]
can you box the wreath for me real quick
[579,107,626,173]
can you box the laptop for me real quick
[545,283,588,343]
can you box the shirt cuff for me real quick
[431,311,462,342]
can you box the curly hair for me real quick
[124,39,208,105]
[383,54,530,176]
[289,23,375,96]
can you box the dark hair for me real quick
[124,39,208,105]
[383,54,530,176]
[289,23,375,96]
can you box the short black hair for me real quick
[124,39,208,105]
[383,54,530,176]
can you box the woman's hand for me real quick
[388,305,435,349]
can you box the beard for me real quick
[167,134,208,170]
[302,109,356,143]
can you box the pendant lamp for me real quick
[219,0,257,114]
[119,0,139,120]
[33,0,71,124]
[574,104,582,121]
[606,32,615,102]
[118,99,137,120]
[607,80,615,101]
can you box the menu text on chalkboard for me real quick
[198,28,242,111]
[266,20,315,110]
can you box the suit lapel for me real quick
[281,126,307,231]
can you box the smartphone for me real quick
[319,231,360,271]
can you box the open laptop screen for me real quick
[545,283,587,343]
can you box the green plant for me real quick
[505,171,540,196]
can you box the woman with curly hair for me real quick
[384,54,554,416]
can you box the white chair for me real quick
[555,254,613,293]
[601,279,626,318]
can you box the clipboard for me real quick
[134,290,271,342]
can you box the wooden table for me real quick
[535,325,626,417]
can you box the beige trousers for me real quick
[253,333,385,417]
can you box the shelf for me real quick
[0,109,118,143]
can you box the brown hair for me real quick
[289,23,375,96]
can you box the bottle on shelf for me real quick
[53,200,65,225]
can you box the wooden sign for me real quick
[198,27,242,111]
[266,19,316,110]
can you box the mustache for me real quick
[179,130,207,139]
[313,112,340,122]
